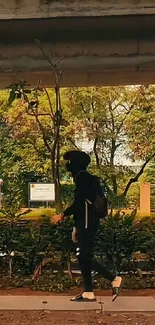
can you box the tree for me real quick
[6,37,78,212]
[65,86,155,202]
[3,78,76,211]
[125,85,155,159]
[0,89,53,206]
[142,160,155,184]
[7,80,64,211]
[1,84,155,210]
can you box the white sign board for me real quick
[29,183,55,202]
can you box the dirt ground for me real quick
[0,310,155,325]
[0,287,155,297]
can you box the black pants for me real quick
[76,220,115,292]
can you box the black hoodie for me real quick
[64,170,101,229]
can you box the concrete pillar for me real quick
[140,183,151,216]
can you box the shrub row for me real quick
[0,211,155,287]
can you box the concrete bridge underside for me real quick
[1,14,155,87]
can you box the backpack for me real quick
[75,170,108,219]
[91,176,108,219]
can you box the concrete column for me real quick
[140,183,151,216]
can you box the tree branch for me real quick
[81,103,90,121]
[67,137,80,150]
[44,87,54,119]
[37,41,64,72]
[93,136,100,166]
[122,153,155,197]
[26,112,51,117]
[38,44,55,69]
[28,106,53,154]
[115,86,147,136]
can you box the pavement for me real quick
[0,296,155,312]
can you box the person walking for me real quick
[62,150,122,302]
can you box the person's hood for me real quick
[63,150,91,178]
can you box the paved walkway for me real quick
[0,296,155,312]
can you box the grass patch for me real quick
[0,208,56,220]
[22,208,56,220]
[0,206,155,220]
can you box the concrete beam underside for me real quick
[1,0,155,19]
[1,40,155,87]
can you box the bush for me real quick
[135,217,155,269]
[61,184,75,207]
[95,210,137,273]
[1,209,155,291]
[0,211,73,277]
[14,218,56,275]
[51,217,74,277]
[94,274,155,290]
[32,274,76,292]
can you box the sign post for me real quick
[28,183,55,207]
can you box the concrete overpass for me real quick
[1,0,155,87]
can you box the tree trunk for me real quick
[110,139,118,195]
[51,150,62,213]
[54,83,62,213]
[93,136,100,166]
[55,179,62,213]
[122,153,155,197]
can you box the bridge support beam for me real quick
[1,40,155,88]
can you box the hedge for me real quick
[1,210,155,290]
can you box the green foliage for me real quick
[135,217,155,262]
[1,210,155,290]
[33,274,76,293]
[126,183,140,208]
[64,86,155,199]
[125,85,155,159]
[95,275,155,290]
[1,81,155,291]
[0,202,74,277]
[61,184,75,206]
[15,218,55,275]
[0,85,155,208]
[7,81,30,105]
[95,210,137,273]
